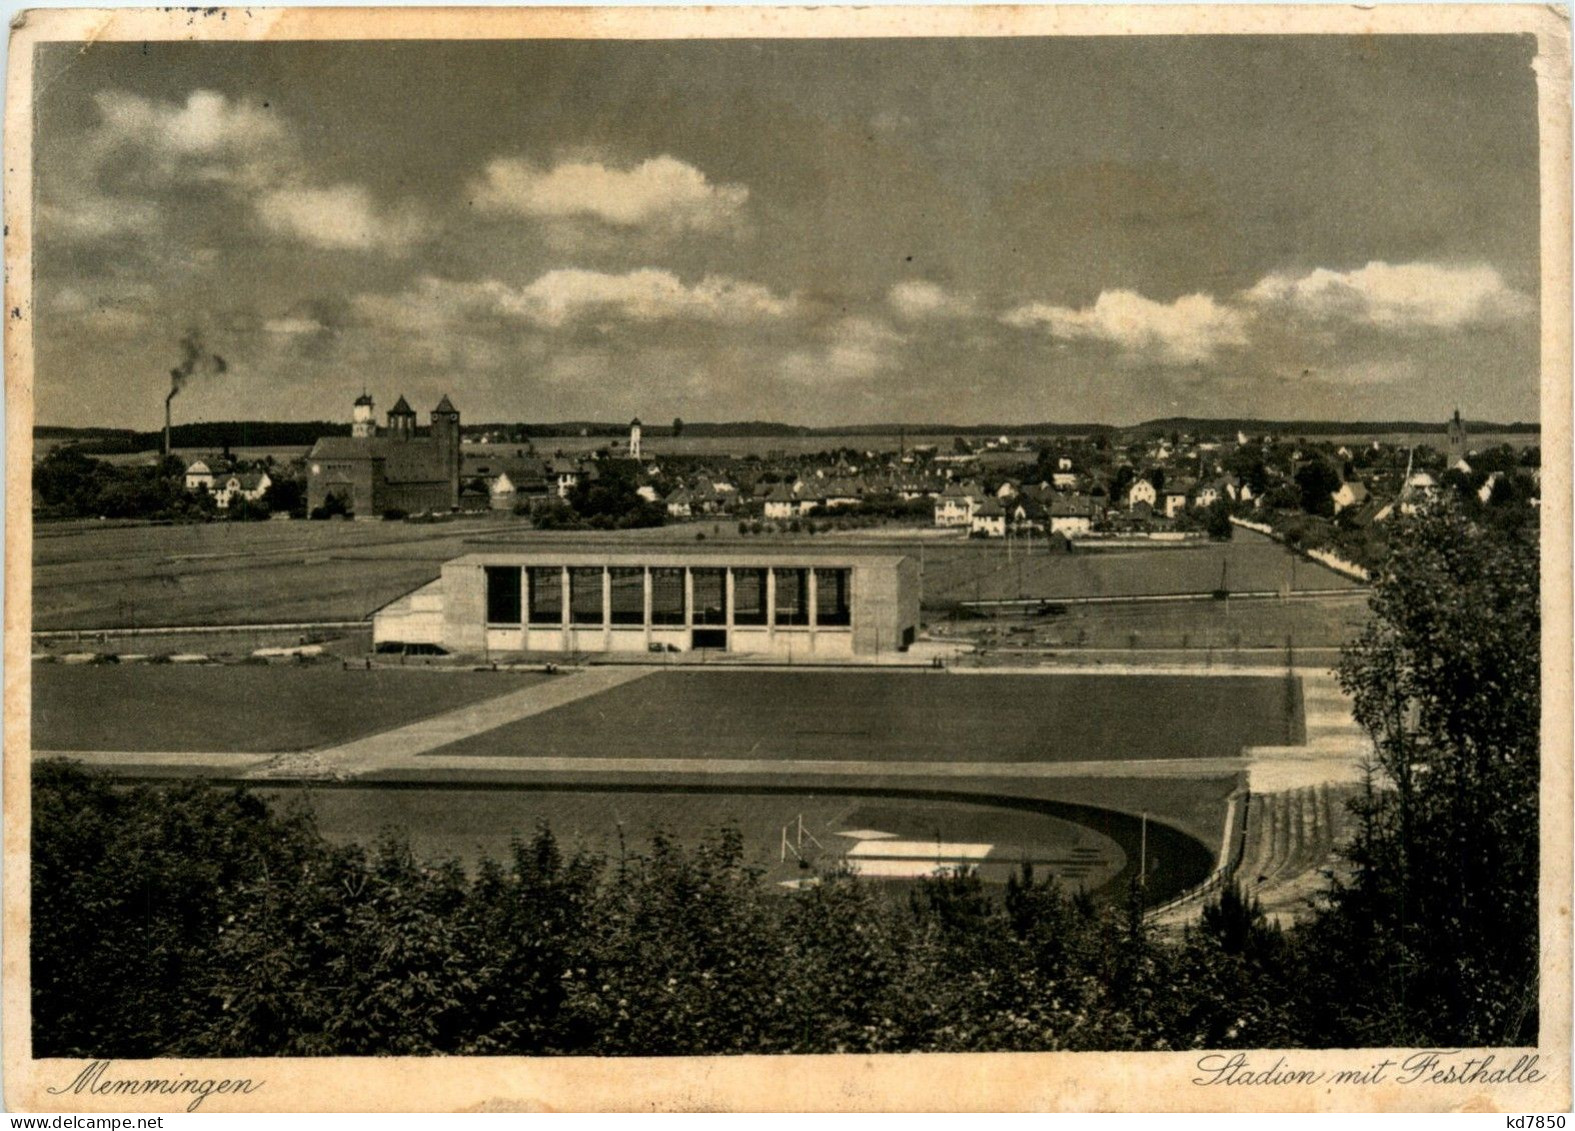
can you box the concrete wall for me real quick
[372,578,446,646]
[439,561,488,654]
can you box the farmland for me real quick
[429,669,1303,762]
[31,665,546,753]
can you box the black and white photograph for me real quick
[4,5,1569,1113]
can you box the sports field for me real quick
[428,669,1304,762]
[920,530,1360,608]
[947,592,1371,651]
[32,516,506,630]
[31,665,548,752]
[252,782,1219,901]
[33,518,1359,640]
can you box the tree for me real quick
[1203,500,1233,541]
[262,476,306,518]
[1308,502,1540,1046]
[672,417,684,439]
[1293,460,1341,516]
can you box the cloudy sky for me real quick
[31,35,1541,429]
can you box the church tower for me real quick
[432,395,461,508]
[1447,408,1469,468]
[351,392,376,439]
[628,417,643,461]
[387,395,416,441]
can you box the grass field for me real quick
[32,516,508,630]
[31,666,547,752]
[920,530,1359,608]
[429,669,1303,762]
[33,515,1360,653]
[251,781,1220,900]
[945,592,1371,652]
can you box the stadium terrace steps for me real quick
[1230,783,1349,924]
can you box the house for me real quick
[184,459,217,492]
[933,481,976,527]
[824,478,864,508]
[970,496,1007,537]
[665,488,695,518]
[1126,476,1158,509]
[1008,497,1047,533]
[764,483,816,520]
[1162,483,1192,518]
[1194,482,1222,509]
[489,471,519,511]
[1051,468,1079,490]
[1048,494,1097,537]
[549,460,583,498]
[214,470,271,510]
[995,479,1020,500]
[1331,480,1370,514]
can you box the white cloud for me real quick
[1244,261,1533,330]
[257,185,422,252]
[888,280,976,321]
[93,89,288,157]
[1002,289,1249,364]
[87,89,292,191]
[472,155,748,233]
[263,316,327,336]
[39,192,160,243]
[512,268,793,327]
[780,316,904,385]
[356,270,796,332]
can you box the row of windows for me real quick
[485,566,852,627]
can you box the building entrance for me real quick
[692,628,728,650]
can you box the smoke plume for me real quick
[167,328,228,403]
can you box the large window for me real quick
[774,568,810,626]
[485,566,522,625]
[815,568,852,627]
[609,567,645,625]
[692,568,726,626]
[650,568,686,625]
[569,568,604,625]
[733,568,768,626]
[528,567,562,625]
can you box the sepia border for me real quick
[3,5,1570,1112]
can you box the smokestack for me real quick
[165,385,177,457]
[162,329,227,460]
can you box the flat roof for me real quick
[446,548,912,570]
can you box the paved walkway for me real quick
[246,665,658,779]
[362,753,1251,781]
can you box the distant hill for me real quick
[1121,417,1540,438]
[37,415,1540,450]
[38,421,349,454]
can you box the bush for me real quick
[310,493,350,521]
[382,507,409,521]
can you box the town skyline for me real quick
[34,36,1542,430]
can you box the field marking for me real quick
[846,840,992,859]
[245,665,661,778]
